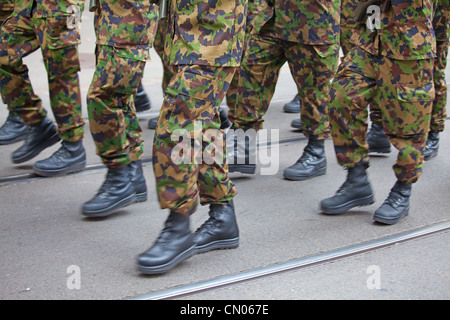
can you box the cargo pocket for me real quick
[96,46,145,95]
[384,82,435,136]
[164,65,226,130]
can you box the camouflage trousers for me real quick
[365,40,448,133]
[329,47,435,184]
[153,64,237,216]
[87,45,146,168]
[429,40,448,132]
[0,11,84,141]
[228,33,339,138]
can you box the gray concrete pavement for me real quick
[0,11,449,300]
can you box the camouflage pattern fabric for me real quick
[429,0,449,132]
[227,0,340,138]
[250,0,340,45]
[164,0,247,67]
[0,4,84,142]
[367,0,448,129]
[0,3,14,105]
[0,0,15,18]
[229,35,339,137]
[12,0,85,17]
[154,18,175,93]
[330,0,438,183]
[153,0,246,215]
[340,0,358,55]
[87,0,158,168]
[87,46,145,168]
[340,0,384,125]
[329,47,435,184]
[153,64,238,215]
[350,0,436,60]
[433,0,450,42]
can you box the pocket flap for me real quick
[397,82,435,102]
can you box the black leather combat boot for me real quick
[82,165,135,217]
[227,126,257,174]
[424,130,439,160]
[128,160,147,203]
[33,140,86,176]
[0,113,29,145]
[11,117,60,164]
[283,135,326,180]
[367,122,391,154]
[283,94,301,113]
[137,211,197,274]
[290,118,303,130]
[320,162,374,214]
[219,106,231,129]
[147,117,158,129]
[373,180,412,225]
[134,82,151,113]
[194,201,239,253]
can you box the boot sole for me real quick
[195,236,240,254]
[12,133,61,164]
[283,166,326,181]
[134,191,148,203]
[228,164,256,174]
[33,159,86,177]
[369,146,391,154]
[137,245,197,275]
[424,150,438,161]
[321,194,375,215]
[373,207,409,225]
[82,193,135,217]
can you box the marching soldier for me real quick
[0,0,30,146]
[227,0,340,180]
[0,0,86,176]
[81,0,158,217]
[137,0,247,274]
[321,0,438,225]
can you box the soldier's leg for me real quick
[0,9,30,145]
[33,15,86,176]
[153,64,237,215]
[283,42,339,181]
[425,40,448,160]
[320,47,377,214]
[374,57,434,224]
[82,45,146,217]
[0,13,59,162]
[138,64,238,273]
[228,34,285,131]
[147,18,174,129]
[227,34,285,174]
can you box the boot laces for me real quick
[297,146,316,165]
[383,191,404,208]
[196,216,220,233]
[50,144,71,162]
[336,180,351,195]
[96,171,118,198]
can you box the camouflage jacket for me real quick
[0,0,15,12]
[12,0,84,17]
[247,0,341,45]
[341,0,358,29]
[94,0,158,50]
[165,0,248,67]
[351,0,437,60]
[433,0,450,41]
